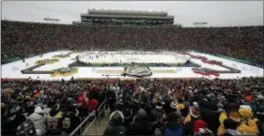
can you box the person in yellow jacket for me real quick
[218,105,259,136]
[217,108,240,135]
[237,105,259,135]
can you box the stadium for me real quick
[1,1,264,136]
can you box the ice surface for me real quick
[1,50,263,80]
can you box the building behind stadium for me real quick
[73,8,176,26]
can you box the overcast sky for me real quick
[1,1,263,27]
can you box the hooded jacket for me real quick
[218,105,259,136]
[237,105,259,135]
[104,110,126,136]
[29,107,46,135]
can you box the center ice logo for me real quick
[123,66,152,78]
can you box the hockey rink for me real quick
[1,50,263,80]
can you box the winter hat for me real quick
[238,105,253,118]
[257,95,264,100]
[190,103,200,119]
[170,101,177,109]
[193,119,208,133]
[219,96,226,102]
[137,108,147,120]
[176,103,185,111]
[109,110,124,125]
[34,106,43,114]
[193,101,199,108]
[33,90,39,94]
[245,95,253,103]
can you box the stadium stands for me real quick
[1,20,263,66]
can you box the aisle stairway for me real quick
[84,109,110,135]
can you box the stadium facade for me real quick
[74,8,174,26]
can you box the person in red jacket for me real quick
[77,91,88,118]
[87,92,98,114]
[193,119,208,133]
[77,91,87,108]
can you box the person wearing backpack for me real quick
[161,112,183,136]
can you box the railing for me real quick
[69,99,107,136]
[82,100,107,135]
[97,99,107,118]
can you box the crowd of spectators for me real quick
[1,77,264,135]
[1,79,104,135]
[1,20,264,136]
[2,20,263,66]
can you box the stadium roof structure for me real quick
[78,8,174,26]
[88,8,168,17]
[81,13,174,20]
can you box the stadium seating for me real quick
[1,20,263,66]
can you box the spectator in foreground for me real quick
[162,112,183,136]
[16,119,37,136]
[87,92,99,114]
[61,106,81,135]
[127,109,152,135]
[46,105,62,135]
[28,106,46,136]
[103,110,126,136]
